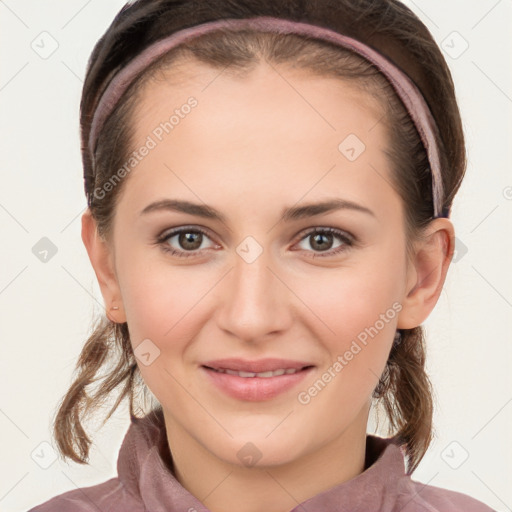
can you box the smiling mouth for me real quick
[201,363,316,401]
[202,365,314,378]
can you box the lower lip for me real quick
[201,366,314,401]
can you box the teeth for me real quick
[213,367,303,378]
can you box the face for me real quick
[89,58,430,468]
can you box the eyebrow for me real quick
[139,198,375,222]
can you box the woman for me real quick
[29,0,495,510]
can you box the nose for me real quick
[215,241,293,343]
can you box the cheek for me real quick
[119,262,208,407]
[296,254,404,341]
[294,285,398,425]
[116,254,218,393]
[292,253,404,397]
[116,242,212,338]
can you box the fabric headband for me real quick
[88,15,446,218]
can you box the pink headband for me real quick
[89,16,446,218]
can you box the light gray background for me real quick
[1,1,511,511]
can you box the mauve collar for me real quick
[117,408,406,512]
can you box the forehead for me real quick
[117,56,398,223]
[132,55,387,153]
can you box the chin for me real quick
[205,430,305,469]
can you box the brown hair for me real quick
[54,0,466,475]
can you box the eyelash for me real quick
[155,226,355,259]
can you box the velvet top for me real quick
[29,408,495,512]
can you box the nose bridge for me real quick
[217,237,289,341]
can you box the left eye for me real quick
[293,227,353,257]
[156,226,354,258]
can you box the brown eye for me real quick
[177,231,203,251]
[309,232,335,251]
[294,227,354,258]
[157,226,217,258]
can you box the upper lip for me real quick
[202,358,314,373]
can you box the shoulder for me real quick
[27,476,144,512]
[395,476,496,512]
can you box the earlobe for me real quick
[81,210,127,323]
[397,218,455,329]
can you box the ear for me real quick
[81,209,127,323]
[397,217,455,329]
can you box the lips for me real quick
[210,367,303,378]
[200,357,315,401]
[201,357,314,373]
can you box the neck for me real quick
[163,408,369,512]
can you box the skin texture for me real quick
[82,58,454,512]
